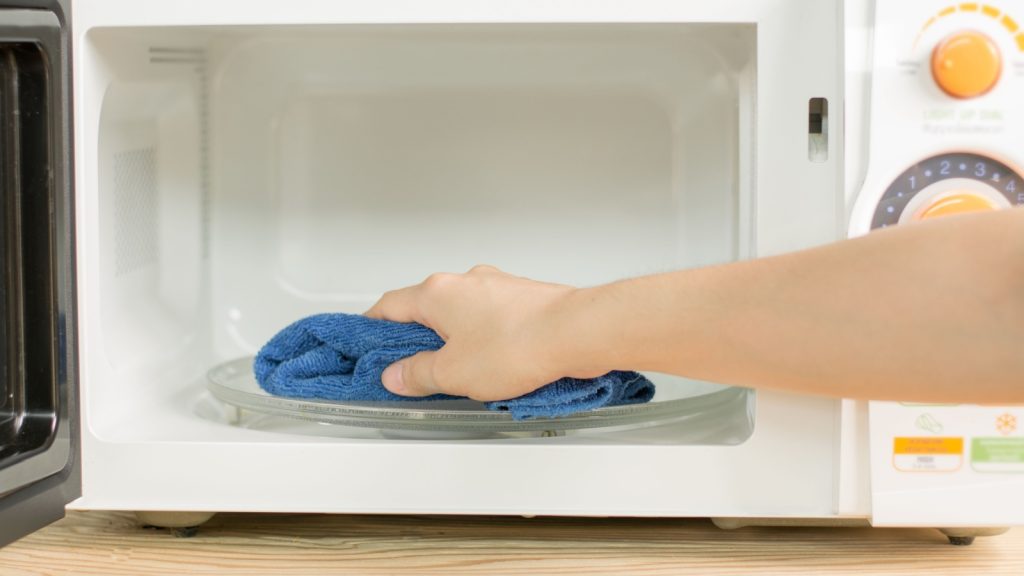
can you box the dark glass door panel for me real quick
[0,4,78,547]
[0,40,58,469]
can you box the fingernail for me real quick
[382,362,406,395]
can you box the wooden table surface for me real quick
[1,511,1022,575]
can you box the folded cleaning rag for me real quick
[253,313,655,420]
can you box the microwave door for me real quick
[0,5,79,547]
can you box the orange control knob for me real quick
[914,192,996,221]
[931,30,1002,99]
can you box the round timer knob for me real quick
[914,191,997,221]
[931,30,1002,99]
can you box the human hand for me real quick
[364,265,600,401]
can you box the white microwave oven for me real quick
[2,0,1022,547]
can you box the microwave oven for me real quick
[2,0,1022,547]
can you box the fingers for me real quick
[381,350,443,397]
[364,285,423,323]
[364,273,453,323]
[365,267,503,322]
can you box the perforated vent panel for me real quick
[113,148,158,275]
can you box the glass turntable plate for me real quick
[207,357,734,433]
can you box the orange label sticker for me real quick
[893,437,964,472]
[894,437,964,455]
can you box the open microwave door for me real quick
[0,5,79,546]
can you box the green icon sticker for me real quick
[971,438,1024,473]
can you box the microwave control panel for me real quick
[852,0,1024,236]
[852,1,1024,528]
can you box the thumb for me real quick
[381,350,442,397]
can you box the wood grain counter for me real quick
[1,511,1022,575]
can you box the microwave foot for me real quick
[134,511,217,537]
[938,527,1009,546]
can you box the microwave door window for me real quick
[0,42,55,470]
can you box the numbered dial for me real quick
[872,153,1023,229]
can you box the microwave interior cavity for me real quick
[86,24,757,443]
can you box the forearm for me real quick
[554,208,1024,403]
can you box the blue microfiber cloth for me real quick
[253,313,655,420]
